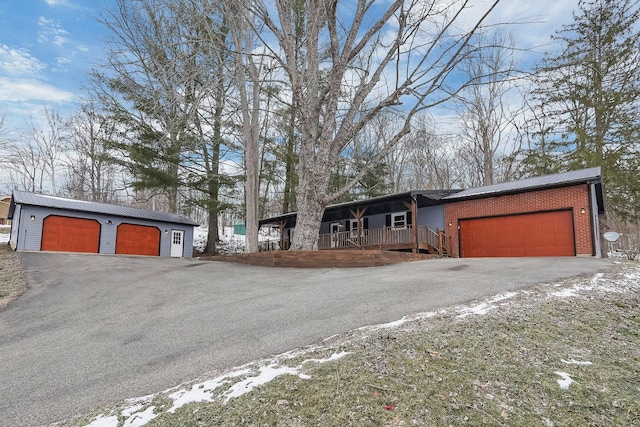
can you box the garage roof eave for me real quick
[10,191,199,226]
[443,167,603,202]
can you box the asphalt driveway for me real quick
[0,253,610,426]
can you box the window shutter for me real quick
[345,221,350,231]
[363,218,369,230]
[385,214,391,227]
[407,211,412,226]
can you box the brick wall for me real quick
[444,184,594,257]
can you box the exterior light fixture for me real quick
[30,215,35,221]
[448,221,452,226]
[106,220,113,224]
[165,230,169,234]
[580,208,586,214]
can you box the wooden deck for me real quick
[201,249,437,268]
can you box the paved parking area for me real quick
[0,252,610,426]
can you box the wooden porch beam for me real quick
[349,207,367,246]
[402,198,418,253]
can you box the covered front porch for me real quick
[258,190,458,256]
[260,224,451,256]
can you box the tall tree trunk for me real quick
[203,43,226,255]
[289,143,332,250]
[282,105,297,214]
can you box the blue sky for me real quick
[0,0,112,127]
[0,0,580,133]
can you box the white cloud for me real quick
[0,77,75,102]
[44,0,87,11]
[0,45,46,77]
[38,16,69,47]
[51,55,73,73]
[52,35,69,47]
[44,0,72,6]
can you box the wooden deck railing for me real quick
[418,226,450,256]
[259,225,450,255]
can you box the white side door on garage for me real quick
[170,229,184,257]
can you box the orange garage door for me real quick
[41,215,100,253]
[116,224,160,256]
[459,210,575,257]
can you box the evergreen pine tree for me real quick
[523,0,640,220]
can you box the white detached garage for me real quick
[7,191,197,258]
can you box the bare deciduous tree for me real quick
[7,140,46,193]
[0,113,9,153]
[249,0,501,250]
[456,31,523,186]
[63,102,121,203]
[7,108,68,194]
[226,1,268,253]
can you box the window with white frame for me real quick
[392,211,407,227]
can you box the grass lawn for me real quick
[70,261,640,427]
[0,239,28,309]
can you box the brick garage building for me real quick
[443,168,604,258]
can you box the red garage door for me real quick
[116,224,160,256]
[460,210,575,257]
[41,215,100,253]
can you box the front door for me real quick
[170,230,184,257]
[330,223,341,248]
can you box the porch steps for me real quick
[201,249,437,268]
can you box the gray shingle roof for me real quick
[443,167,602,201]
[9,191,198,226]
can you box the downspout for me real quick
[589,183,602,258]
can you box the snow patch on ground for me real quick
[123,406,157,427]
[457,292,519,318]
[84,415,119,427]
[364,316,410,330]
[554,372,574,389]
[0,225,9,244]
[84,351,349,427]
[561,358,593,366]
[193,226,278,253]
[362,311,441,331]
[167,368,251,413]
[222,365,310,403]
[550,271,634,298]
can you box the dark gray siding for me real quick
[417,205,445,230]
[287,206,444,242]
[366,212,388,229]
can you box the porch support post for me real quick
[402,198,418,253]
[278,221,286,251]
[350,207,367,247]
